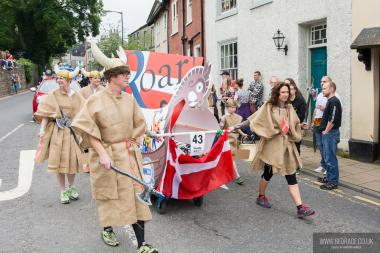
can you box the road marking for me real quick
[0,123,25,143]
[0,179,2,188]
[124,225,138,247]
[354,196,380,207]
[0,150,35,201]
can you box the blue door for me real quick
[311,47,327,92]
[310,47,327,114]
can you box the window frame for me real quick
[216,0,238,21]
[171,0,179,35]
[251,0,273,10]
[219,39,238,80]
[186,0,192,25]
[310,23,327,47]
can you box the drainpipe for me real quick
[181,0,187,55]
[201,0,205,63]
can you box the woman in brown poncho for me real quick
[71,43,158,253]
[34,67,84,204]
[231,82,315,218]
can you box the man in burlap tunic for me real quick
[72,43,158,253]
[34,67,84,204]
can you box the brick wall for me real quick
[0,66,27,97]
[167,0,205,60]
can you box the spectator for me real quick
[221,78,236,113]
[11,74,19,94]
[312,76,342,174]
[285,78,307,174]
[220,70,230,116]
[208,85,220,123]
[248,71,264,111]
[268,76,280,98]
[234,78,251,121]
[1,50,15,70]
[318,81,342,190]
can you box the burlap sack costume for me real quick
[79,85,105,99]
[79,70,106,169]
[34,88,84,174]
[248,102,302,175]
[71,43,151,227]
[219,99,242,156]
[79,69,105,99]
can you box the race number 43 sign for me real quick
[190,132,206,156]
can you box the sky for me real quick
[100,0,155,39]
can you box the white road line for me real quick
[0,123,25,143]
[0,150,35,201]
[124,225,138,247]
[354,196,380,207]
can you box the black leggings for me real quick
[261,164,298,185]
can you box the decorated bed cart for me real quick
[121,50,237,214]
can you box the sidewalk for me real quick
[301,145,380,198]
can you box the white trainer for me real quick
[314,166,325,173]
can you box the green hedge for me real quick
[16,58,36,83]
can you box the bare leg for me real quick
[288,184,302,206]
[258,178,269,196]
[233,162,240,178]
[56,173,66,192]
[66,173,76,187]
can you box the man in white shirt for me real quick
[312,76,341,173]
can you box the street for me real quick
[0,92,379,253]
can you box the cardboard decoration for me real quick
[122,50,219,184]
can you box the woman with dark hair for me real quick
[285,78,307,174]
[229,82,315,217]
[234,78,251,121]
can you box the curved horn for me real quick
[69,67,80,79]
[81,68,90,78]
[116,46,128,64]
[91,42,114,70]
[99,67,105,78]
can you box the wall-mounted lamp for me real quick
[272,29,288,55]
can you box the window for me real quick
[221,0,236,14]
[220,41,238,80]
[251,0,272,9]
[310,23,327,45]
[194,45,201,57]
[187,0,192,24]
[171,1,178,35]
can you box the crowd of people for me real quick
[1,50,16,70]
[34,43,342,252]
[209,70,342,218]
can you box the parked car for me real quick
[31,78,81,117]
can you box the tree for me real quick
[0,0,103,71]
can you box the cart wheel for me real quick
[193,196,204,207]
[156,197,167,215]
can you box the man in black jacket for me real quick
[318,81,342,190]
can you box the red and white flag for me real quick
[157,132,235,199]
[280,117,289,135]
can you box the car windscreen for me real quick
[39,80,58,92]
[39,80,81,92]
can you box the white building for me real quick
[205,0,352,149]
[147,0,169,53]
